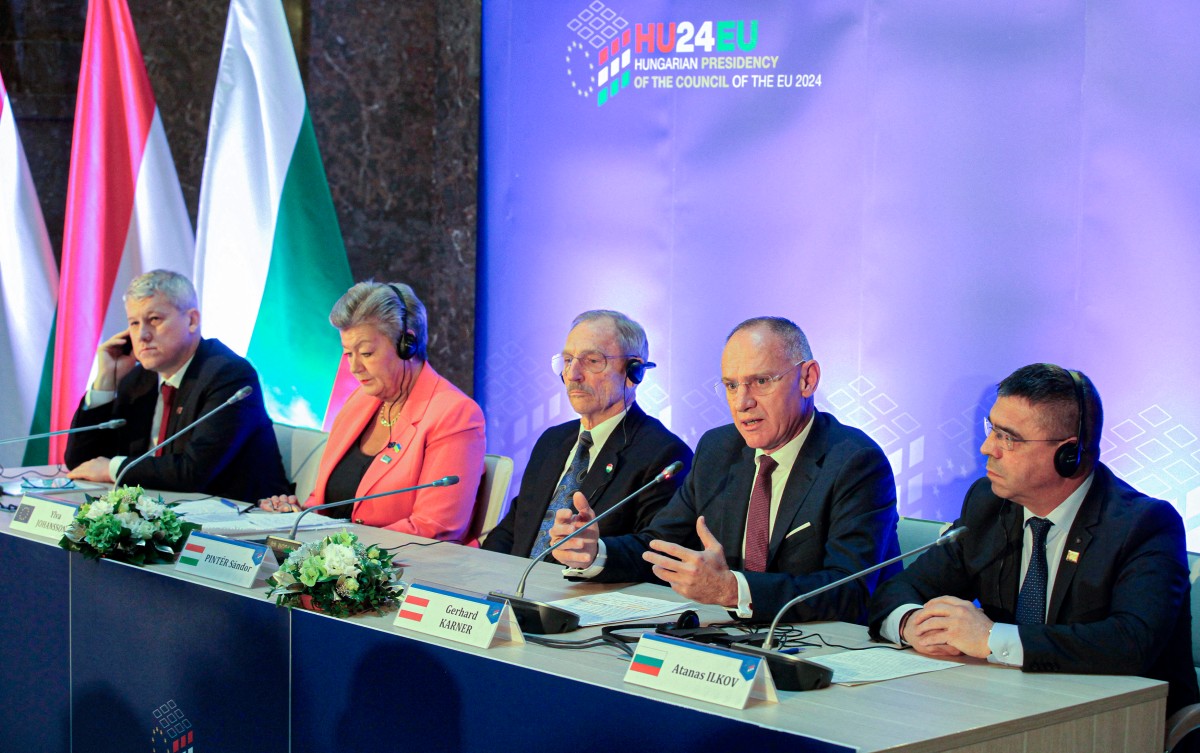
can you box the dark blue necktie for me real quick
[1016,517,1053,625]
[530,431,593,558]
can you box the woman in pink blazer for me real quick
[261,282,484,542]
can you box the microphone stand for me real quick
[261,476,460,561]
[112,386,252,490]
[725,526,968,691]
[0,419,127,446]
[488,461,684,635]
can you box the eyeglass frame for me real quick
[714,360,808,400]
[982,417,1071,452]
[551,351,640,377]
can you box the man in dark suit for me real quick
[483,310,692,558]
[66,270,289,503]
[869,364,1198,718]
[552,317,900,624]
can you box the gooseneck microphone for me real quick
[488,460,684,635]
[286,476,460,539]
[112,386,253,490]
[726,525,969,691]
[0,418,127,446]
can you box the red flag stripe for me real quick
[184,543,205,553]
[404,594,430,607]
[398,610,424,622]
[49,0,156,460]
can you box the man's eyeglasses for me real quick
[983,418,1070,451]
[714,361,806,400]
[552,351,637,376]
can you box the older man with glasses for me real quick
[551,316,901,625]
[483,310,692,558]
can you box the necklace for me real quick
[378,401,399,427]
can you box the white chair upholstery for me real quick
[896,516,952,567]
[473,454,513,544]
[272,423,329,503]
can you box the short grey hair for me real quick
[329,281,428,361]
[571,310,649,361]
[124,270,198,312]
[727,316,813,362]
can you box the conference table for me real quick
[0,477,1167,753]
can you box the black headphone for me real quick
[1053,369,1087,478]
[625,358,656,385]
[600,610,703,642]
[387,284,417,360]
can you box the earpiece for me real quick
[625,359,656,385]
[1053,369,1086,478]
[387,284,416,360]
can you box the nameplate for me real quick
[175,531,275,588]
[10,493,78,541]
[394,581,524,648]
[624,633,777,709]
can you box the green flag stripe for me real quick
[21,315,57,466]
[246,108,353,426]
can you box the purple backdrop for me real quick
[479,1,1200,545]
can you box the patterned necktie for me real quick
[743,455,778,572]
[155,383,177,457]
[530,431,594,558]
[1016,517,1053,625]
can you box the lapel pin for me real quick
[605,463,614,474]
[379,454,392,465]
[1066,550,1080,563]
[388,442,402,452]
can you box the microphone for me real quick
[286,475,459,539]
[726,525,969,691]
[488,460,684,635]
[0,418,127,446]
[259,476,459,564]
[112,386,254,490]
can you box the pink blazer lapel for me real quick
[354,364,442,498]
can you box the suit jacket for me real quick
[482,402,693,557]
[64,338,289,502]
[307,363,485,542]
[591,411,901,624]
[868,463,1199,716]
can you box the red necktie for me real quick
[744,455,777,572]
[155,383,177,456]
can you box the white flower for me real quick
[85,499,114,520]
[115,512,141,529]
[322,544,360,577]
[130,519,157,540]
[136,496,165,520]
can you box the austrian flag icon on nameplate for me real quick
[398,591,429,622]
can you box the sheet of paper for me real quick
[803,648,962,685]
[174,498,245,516]
[194,512,348,536]
[545,592,694,627]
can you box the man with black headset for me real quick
[482,310,692,558]
[868,363,1198,726]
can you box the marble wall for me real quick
[0,0,481,394]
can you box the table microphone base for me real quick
[725,643,833,691]
[264,535,302,563]
[488,592,580,634]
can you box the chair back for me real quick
[897,516,952,567]
[272,423,329,503]
[470,454,514,545]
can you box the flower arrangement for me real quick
[266,531,400,617]
[58,485,199,566]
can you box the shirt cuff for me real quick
[881,603,924,644]
[563,539,607,579]
[986,622,1023,666]
[109,456,126,483]
[730,571,753,618]
[85,389,116,409]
